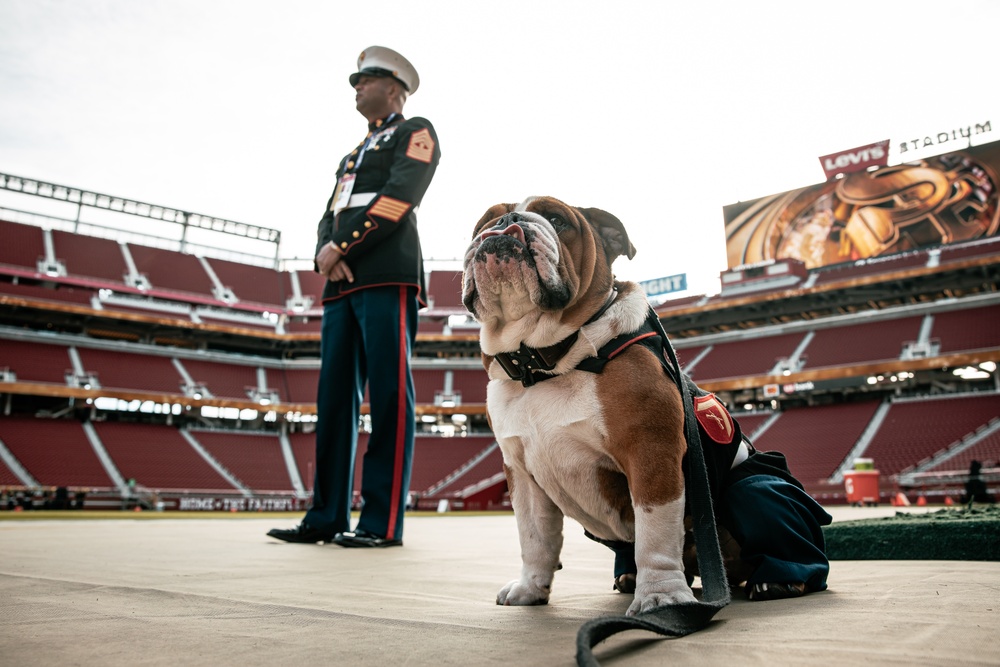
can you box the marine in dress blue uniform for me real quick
[269,46,440,547]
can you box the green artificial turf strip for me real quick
[824,505,1000,561]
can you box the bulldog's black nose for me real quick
[495,212,523,229]
[478,212,526,244]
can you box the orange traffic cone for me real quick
[944,496,954,506]
[916,495,927,506]
[894,492,911,506]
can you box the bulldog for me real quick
[461,196,825,616]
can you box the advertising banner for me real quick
[725,139,1000,270]
[639,273,687,297]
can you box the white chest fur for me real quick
[487,370,634,542]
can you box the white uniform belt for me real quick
[345,192,377,209]
[731,438,750,469]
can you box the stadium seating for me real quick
[293,269,326,295]
[0,418,114,487]
[409,436,496,494]
[426,269,464,310]
[413,369,447,404]
[94,421,236,491]
[285,431,498,499]
[205,257,286,308]
[801,316,924,368]
[0,339,74,384]
[278,368,321,404]
[0,459,20,486]
[732,413,772,439]
[288,431,319,492]
[449,368,489,404]
[424,443,504,499]
[284,318,322,334]
[418,319,446,334]
[193,430,293,492]
[126,243,216,298]
[926,428,1000,473]
[0,279,98,307]
[51,230,128,284]
[861,394,1000,476]
[674,344,708,370]
[76,347,184,394]
[752,401,882,484]
[0,219,44,270]
[178,358,260,401]
[931,304,1000,354]
[688,332,806,381]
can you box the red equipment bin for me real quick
[843,469,880,506]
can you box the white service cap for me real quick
[348,46,420,94]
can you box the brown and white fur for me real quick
[462,196,696,615]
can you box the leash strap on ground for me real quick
[575,309,731,667]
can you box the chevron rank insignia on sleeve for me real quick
[405,128,435,163]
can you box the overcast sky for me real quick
[1,0,998,296]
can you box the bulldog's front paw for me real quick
[496,579,550,606]
[626,573,696,615]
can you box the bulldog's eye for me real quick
[547,214,569,230]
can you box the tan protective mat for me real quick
[1,511,997,666]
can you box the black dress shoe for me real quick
[266,521,334,544]
[332,528,403,548]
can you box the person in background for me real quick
[961,460,995,505]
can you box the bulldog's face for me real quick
[462,196,635,351]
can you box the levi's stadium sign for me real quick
[819,140,890,180]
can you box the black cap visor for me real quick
[349,67,410,91]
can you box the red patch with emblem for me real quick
[694,393,735,444]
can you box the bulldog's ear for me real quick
[473,203,517,237]
[580,207,637,261]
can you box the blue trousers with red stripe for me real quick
[304,285,418,541]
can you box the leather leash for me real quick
[575,309,731,666]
